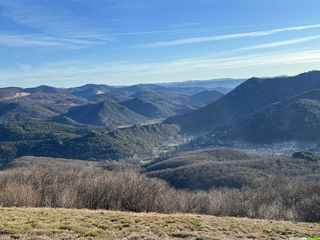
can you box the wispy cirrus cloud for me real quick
[140,23,320,48]
[0,33,64,47]
[0,0,91,36]
[108,28,214,37]
[0,0,214,48]
[241,35,320,50]
[0,0,112,48]
[2,0,319,51]
[0,32,111,49]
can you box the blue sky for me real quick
[0,0,320,87]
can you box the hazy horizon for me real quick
[1,0,320,87]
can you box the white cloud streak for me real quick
[242,35,320,50]
[0,0,113,48]
[140,23,320,48]
[0,0,91,36]
[0,33,110,48]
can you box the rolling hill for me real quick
[67,84,113,99]
[160,78,245,90]
[0,80,228,125]
[222,89,320,143]
[0,81,226,124]
[184,89,225,107]
[132,90,192,116]
[144,147,252,172]
[120,98,168,118]
[116,83,169,94]
[166,71,320,134]
[0,121,80,142]
[0,87,23,99]
[25,85,66,94]
[145,147,320,190]
[0,88,90,122]
[0,121,180,165]
[0,101,59,122]
[63,100,146,126]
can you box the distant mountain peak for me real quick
[166,70,320,134]
[64,99,146,126]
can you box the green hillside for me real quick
[0,121,180,165]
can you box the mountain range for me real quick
[166,70,320,143]
[224,89,320,143]
[0,79,231,164]
[0,121,180,165]
[0,82,225,126]
[1,71,320,165]
[159,78,245,93]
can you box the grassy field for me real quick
[0,207,319,240]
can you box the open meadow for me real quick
[0,207,319,240]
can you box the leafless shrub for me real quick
[0,164,318,222]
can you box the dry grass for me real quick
[0,207,319,240]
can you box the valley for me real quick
[0,71,320,238]
[1,71,320,165]
[1,71,320,171]
[1,1,320,238]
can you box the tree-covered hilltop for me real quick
[166,71,320,134]
[221,89,320,143]
[0,121,180,165]
[145,148,320,190]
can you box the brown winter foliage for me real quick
[0,157,319,223]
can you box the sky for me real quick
[0,0,320,87]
